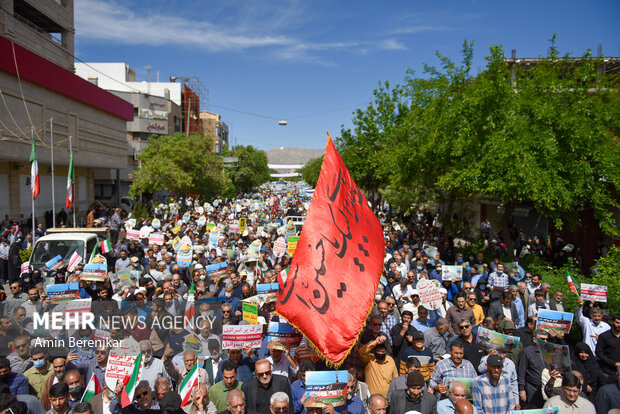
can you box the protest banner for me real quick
[273,237,287,258]
[268,322,303,348]
[222,324,263,349]
[172,224,182,234]
[197,216,206,227]
[139,226,151,240]
[152,218,160,229]
[81,262,107,282]
[536,310,574,335]
[49,299,92,336]
[287,236,299,257]
[476,327,520,354]
[205,262,228,281]
[257,283,279,294]
[510,408,559,414]
[183,212,191,223]
[305,371,349,407]
[125,218,136,229]
[206,223,215,231]
[126,229,140,240]
[177,242,193,268]
[537,338,571,373]
[442,378,474,400]
[110,270,139,293]
[442,265,463,281]
[105,339,141,390]
[45,281,80,302]
[239,218,247,234]
[45,255,65,271]
[183,334,204,355]
[423,245,438,259]
[242,302,258,324]
[580,283,607,303]
[20,262,29,276]
[229,222,239,234]
[149,233,165,246]
[417,278,442,310]
[92,329,111,342]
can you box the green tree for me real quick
[130,133,229,200]
[227,145,271,194]
[591,246,620,315]
[336,81,407,210]
[299,155,323,187]
[390,39,620,248]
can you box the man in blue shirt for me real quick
[291,360,314,414]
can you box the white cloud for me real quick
[380,39,407,50]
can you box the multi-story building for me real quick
[199,111,229,154]
[0,0,133,223]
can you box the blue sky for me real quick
[74,0,620,151]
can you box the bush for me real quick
[19,247,32,263]
[131,200,149,222]
[590,246,620,316]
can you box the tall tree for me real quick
[227,145,271,194]
[391,38,620,247]
[130,133,229,200]
[299,155,323,187]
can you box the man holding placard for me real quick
[575,297,610,356]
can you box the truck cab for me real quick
[29,228,109,276]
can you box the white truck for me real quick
[28,228,108,276]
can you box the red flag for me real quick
[276,134,384,366]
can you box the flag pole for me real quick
[70,135,75,227]
[50,118,56,228]
[31,126,36,247]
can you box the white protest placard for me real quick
[49,299,93,336]
[222,324,263,349]
[105,339,141,390]
[581,283,608,303]
[139,226,151,239]
[417,278,442,311]
[273,237,287,258]
[149,233,165,246]
[442,265,463,281]
[126,229,140,240]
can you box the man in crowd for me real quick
[210,360,244,412]
[543,372,596,414]
[389,371,437,414]
[242,359,292,414]
[446,294,477,336]
[358,335,398,397]
[472,355,518,413]
[518,329,548,408]
[437,380,471,414]
[575,298,610,356]
[429,340,477,398]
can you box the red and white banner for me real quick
[222,324,263,349]
[126,229,140,240]
[148,233,165,245]
[581,283,607,303]
[67,252,82,272]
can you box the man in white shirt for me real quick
[267,343,298,383]
[575,297,610,356]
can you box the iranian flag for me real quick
[277,267,289,290]
[179,363,199,407]
[65,152,74,209]
[88,242,98,263]
[30,134,40,199]
[184,284,195,329]
[120,351,143,407]
[100,239,112,254]
[567,272,579,296]
[81,373,102,402]
[67,252,82,272]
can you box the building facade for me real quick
[0,0,132,223]
[199,111,229,154]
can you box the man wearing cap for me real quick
[399,331,435,382]
[472,355,518,414]
[478,350,518,408]
[389,371,437,414]
[387,356,419,405]
[437,380,476,414]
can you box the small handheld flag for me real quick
[567,272,579,296]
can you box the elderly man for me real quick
[437,380,475,414]
[65,370,86,409]
[154,377,172,401]
[110,379,160,413]
[445,293,477,336]
[222,389,250,414]
[367,394,387,414]
[473,355,518,414]
[70,345,109,388]
[7,334,32,374]
[183,383,218,414]
[489,291,521,327]
[164,347,210,387]
[389,371,436,414]
[139,340,169,389]
[424,318,449,362]
[241,359,292,414]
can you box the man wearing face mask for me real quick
[65,369,85,409]
[359,335,398,397]
[488,263,509,302]
[24,346,53,398]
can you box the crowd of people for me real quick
[0,184,617,414]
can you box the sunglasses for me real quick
[257,371,272,377]
[458,325,471,330]
[137,390,149,398]
[273,409,288,413]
